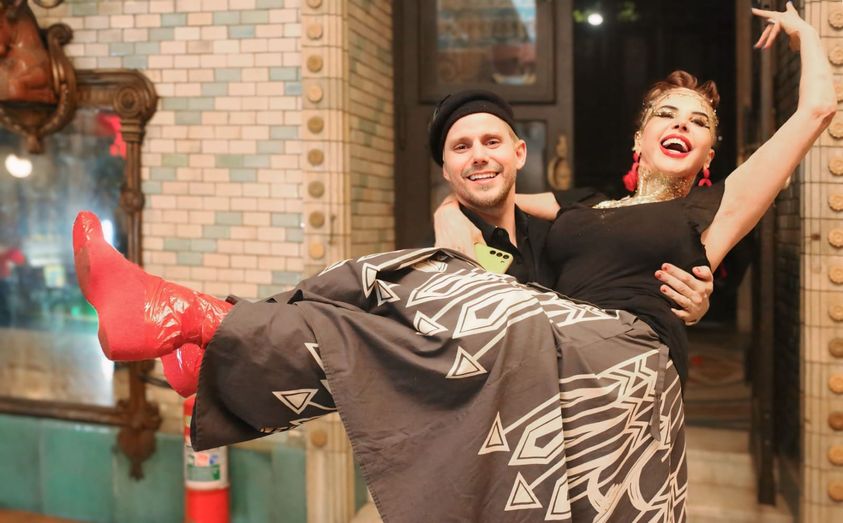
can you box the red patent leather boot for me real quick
[162,344,203,397]
[73,211,232,361]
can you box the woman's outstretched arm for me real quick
[704,2,836,267]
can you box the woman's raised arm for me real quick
[704,2,836,268]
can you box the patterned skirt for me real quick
[192,248,687,522]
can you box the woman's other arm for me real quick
[514,193,560,220]
[704,2,836,267]
[433,194,484,258]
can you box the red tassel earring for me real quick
[698,165,712,187]
[623,151,640,192]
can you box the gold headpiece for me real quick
[640,87,718,138]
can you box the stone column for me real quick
[299,1,393,521]
[802,2,843,520]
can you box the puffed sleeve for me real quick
[682,181,726,235]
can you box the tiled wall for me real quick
[36,0,306,301]
[347,0,394,257]
[0,414,307,523]
[801,1,843,520]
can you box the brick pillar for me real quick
[801,1,843,520]
[300,1,394,521]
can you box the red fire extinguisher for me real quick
[184,395,230,523]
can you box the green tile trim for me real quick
[162,153,189,167]
[213,11,241,25]
[190,239,218,253]
[229,449,273,523]
[216,211,244,226]
[215,68,242,82]
[164,238,191,251]
[202,82,229,97]
[285,228,303,243]
[177,252,203,266]
[228,25,256,39]
[113,433,184,523]
[269,67,299,81]
[0,415,42,512]
[123,56,149,70]
[230,168,257,182]
[271,213,301,228]
[161,13,187,27]
[39,421,116,523]
[149,27,175,41]
[272,271,301,286]
[272,444,307,522]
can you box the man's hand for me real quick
[655,263,714,325]
[433,194,484,258]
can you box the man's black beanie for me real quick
[428,89,516,167]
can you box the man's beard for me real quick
[459,164,515,210]
[461,184,512,209]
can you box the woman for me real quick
[73,4,831,522]
[437,2,832,392]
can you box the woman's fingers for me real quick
[765,22,781,49]
[655,268,693,300]
[660,284,692,310]
[670,307,691,322]
[755,23,773,48]
[751,7,777,19]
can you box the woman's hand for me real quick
[753,1,813,51]
[434,194,484,259]
[657,264,714,326]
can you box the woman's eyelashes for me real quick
[654,110,710,128]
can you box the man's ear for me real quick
[514,139,527,170]
[442,164,452,183]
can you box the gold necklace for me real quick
[594,165,695,209]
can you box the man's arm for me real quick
[656,264,714,325]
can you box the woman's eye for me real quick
[655,111,673,118]
[692,118,710,128]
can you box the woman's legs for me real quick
[73,211,232,361]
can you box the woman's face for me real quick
[637,88,716,179]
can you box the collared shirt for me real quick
[459,204,555,286]
[458,188,604,287]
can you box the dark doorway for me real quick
[394,1,574,248]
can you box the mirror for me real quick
[0,70,159,478]
[0,107,126,406]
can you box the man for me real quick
[427,89,713,324]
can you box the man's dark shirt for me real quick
[458,187,603,287]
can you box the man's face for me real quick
[441,113,525,212]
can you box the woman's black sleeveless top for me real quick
[547,182,725,385]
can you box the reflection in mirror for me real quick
[0,107,127,406]
[435,0,538,86]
